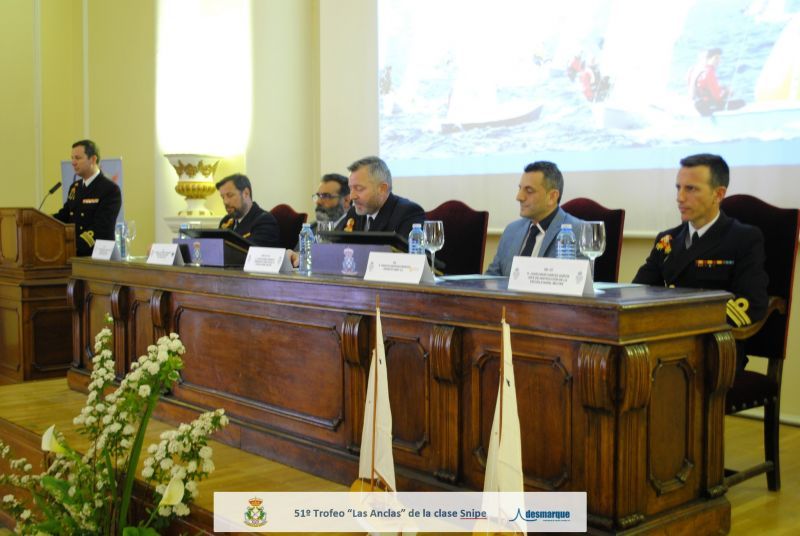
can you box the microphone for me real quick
[38,181,63,210]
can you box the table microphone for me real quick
[38,181,63,210]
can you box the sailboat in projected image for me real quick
[591,0,695,131]
[440,50,544,134]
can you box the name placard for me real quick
[363,252,435,284]
[243,247,293,274]
[508,257,594,297]
[146,243,185,266]
[92,239,121,261]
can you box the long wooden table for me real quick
[67,258,736,534]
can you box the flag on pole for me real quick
[484,316,523,493]
[357,303,397,492]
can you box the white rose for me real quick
[138,385,151,398]
[160,458,174,470]
[198,446,212,459]
[141,466,154,478]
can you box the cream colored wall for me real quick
[86,0,156,256]
[1,1,38,207]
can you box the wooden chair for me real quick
[269,204,307,250]
[561,197,626,282]
[424,200,489,275]
[721,195,799,491]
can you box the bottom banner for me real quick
[214,491,586,532]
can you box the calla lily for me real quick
[41,424,66,454]
[158,475,184,506]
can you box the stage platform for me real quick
[0,378,346,534]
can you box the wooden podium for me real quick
[0,208,76,383]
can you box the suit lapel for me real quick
[662,214,730,283]
[371,194,397,232]
[537,208,564,257]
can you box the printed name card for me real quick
[243,247,293,274]
[507,257,594,297]
[91,239,121,261]
[363,252,435,284]
[146,243,185,266]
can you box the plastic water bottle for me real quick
[408,223,425,254]
[298,223,314,275]
[556,223,577,259]
[115,222,127,260]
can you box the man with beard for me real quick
[216,173,281,247]
[335,156,424,238]
[312,173,350,230]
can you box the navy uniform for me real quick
[335,192,425,239]
[634,212,769,368]
[54,172,122,256]
[218,202,281,247]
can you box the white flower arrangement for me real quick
[0,314,229,535]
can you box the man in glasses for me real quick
[312,173,351,230]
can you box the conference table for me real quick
[66,257,735,534]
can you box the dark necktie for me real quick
[520,222,540,257]
[689,231,699,248]
[365,216,374,231]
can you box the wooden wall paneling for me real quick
[66,278,83,370]
[341,313,369,453]
[110,284,130,379]
[430,324,461,484]
[705,330,736,497]
[615,343,651,530]
[577,343,616,531]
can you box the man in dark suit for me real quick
[54,139,122,256]
[335,156,425,240]
[633,153,768,370]
[216,174,281,247]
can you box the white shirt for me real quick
[687,211,721,247]
[82,169,101,188]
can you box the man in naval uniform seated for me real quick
[485,160,584,277]
[633,153,768,372]
[54,139,122,256]
[335,156,425,239]
[215,173,281,247]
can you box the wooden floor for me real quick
[0,378,798,534]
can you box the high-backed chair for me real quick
[424,200,489,275]
[561,198,625,282]
[270,204,307,250]
[721,194,799,491]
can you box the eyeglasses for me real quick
[312,193,341,201]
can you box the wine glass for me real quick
[579,221,606,279]
[423,220,444,277]
[124,220,137,261]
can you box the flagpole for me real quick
[370,294,380,491]
[499,306,506,445]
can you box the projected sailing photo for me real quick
[378,0,800,175]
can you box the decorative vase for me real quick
[165,154,221,216]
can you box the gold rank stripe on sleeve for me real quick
[243,232,251,238]
[726,297,752,327]
[79,230,95,247]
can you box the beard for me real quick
[315,205,345,223]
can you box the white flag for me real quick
[357,306,397,491]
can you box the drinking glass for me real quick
[316,220,335,243]
[423,220,444,277]
[125,220,137,261]
[579,221,606,279]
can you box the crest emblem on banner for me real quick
[244,497,267,527]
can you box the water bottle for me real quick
[408,223,425,254]
[556,223,577,259]
[114,222,127,260]
[298,223,314,275]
